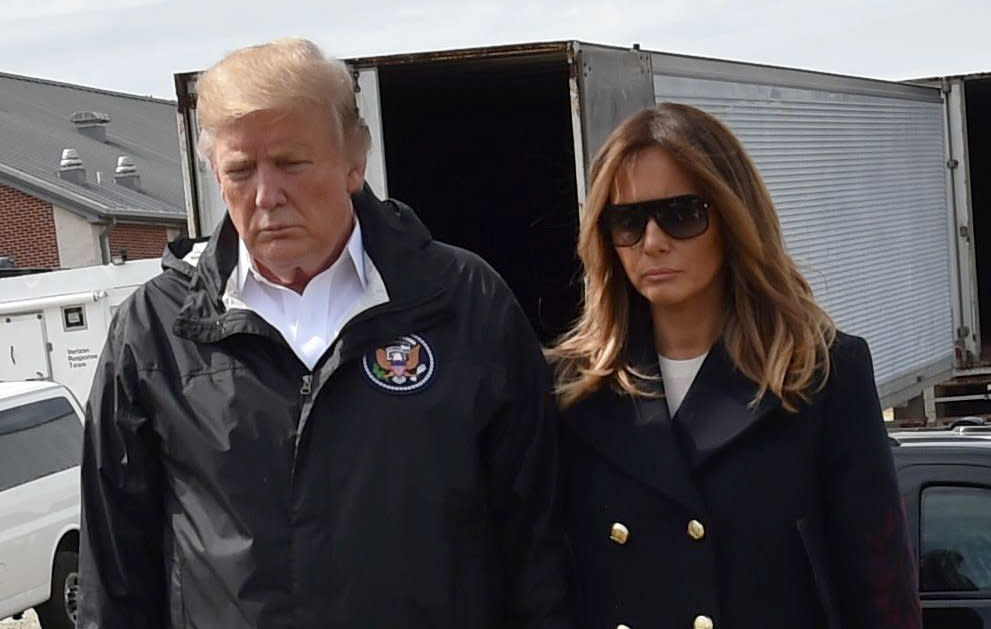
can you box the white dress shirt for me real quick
[228,218,369,370]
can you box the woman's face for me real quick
[608,147,726,314]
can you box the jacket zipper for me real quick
[292,373,315,481]
[288,288,450,479]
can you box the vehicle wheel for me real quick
[35,550,78,629]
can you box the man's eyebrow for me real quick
[219,154,252,169]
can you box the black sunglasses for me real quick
[600,194,711,247]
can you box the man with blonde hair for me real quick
[78,38,571,628]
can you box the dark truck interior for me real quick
[965,78,991,363]
[376,53,582,343]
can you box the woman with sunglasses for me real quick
[548,104,920,629]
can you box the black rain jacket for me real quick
[78,187,572,629]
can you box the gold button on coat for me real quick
[687,519,705,540]
[609,522,629,545]
[693,615,714,629]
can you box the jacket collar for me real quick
[673,340,781,467]
[566,308,704,513]
[169,184,450,344]
[630,301,782,470]
[565,305,781,511]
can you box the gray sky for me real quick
[2,0,988,100]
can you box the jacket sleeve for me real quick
[821,335,922,629]
[78,307,165,629]
[482,298,573,629]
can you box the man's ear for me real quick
[346,153,368,194]
[212,161,222,186]
[210,160,230,208]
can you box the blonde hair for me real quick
[548,103,835,411]
[196,38,370,164]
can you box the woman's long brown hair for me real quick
[547,103,835,411]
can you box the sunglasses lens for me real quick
[603,195,709,246]
[658,196,709,239]
[605,210,648,247]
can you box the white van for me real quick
[0,381,83,628]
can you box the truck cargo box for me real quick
[174,41,953,410]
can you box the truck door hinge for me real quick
[947,159,959,169]
[960,225,971,241]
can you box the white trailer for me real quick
[0,259,161,404]
[905,72,991,419]
[910,72,991,369]
[173,41,955,412]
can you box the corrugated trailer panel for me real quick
[652,72,953,406]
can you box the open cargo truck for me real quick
[907,72,991,420]
[171,41,957,414]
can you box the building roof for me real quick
[0,71,187,225]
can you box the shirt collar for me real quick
[236,215,367,292]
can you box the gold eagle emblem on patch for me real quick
[363,334,435,393]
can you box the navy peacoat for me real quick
[561,330,922,629]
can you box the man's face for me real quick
[211,105,366,286]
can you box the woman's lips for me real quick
[642,268,681,281]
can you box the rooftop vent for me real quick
[113,155,141,191]
[58,148,86,185]
[70,111,111,142]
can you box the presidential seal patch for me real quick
[363,334,436,394]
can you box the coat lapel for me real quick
[673,342,781,468]
[564,314,705,514]
[563,306,784,509]
[566,386,705,514]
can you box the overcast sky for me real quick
[1,0,988,100]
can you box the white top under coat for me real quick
[658,352,708,418]
[231,218,368,370]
